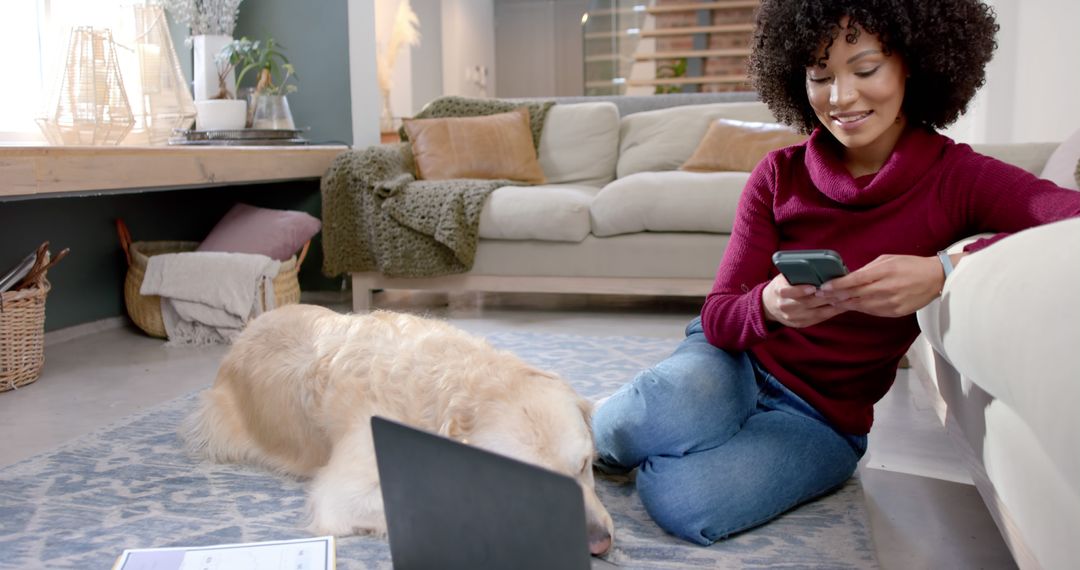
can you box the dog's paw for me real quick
[355,525,388,540]
[307,517,386,538]
[307,499,388,538]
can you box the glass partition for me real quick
[582,0,758,96]
[582,1,646,96]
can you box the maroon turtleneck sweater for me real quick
[701,127,1080,435]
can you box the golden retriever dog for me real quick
[182,304,614,555]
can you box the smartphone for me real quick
[771,249,849,287]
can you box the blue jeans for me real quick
[593,317,867,545]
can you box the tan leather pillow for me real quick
[403,107,546,184]
[681,119,807,172]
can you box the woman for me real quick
[592,0,1080,546]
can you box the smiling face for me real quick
[806,18,908,174]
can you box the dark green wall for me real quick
[235,0,353,145]
[166,12,192,88]
[1,182,342,332]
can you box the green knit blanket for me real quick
[321,97,554,278]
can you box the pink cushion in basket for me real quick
[197,203,321,261]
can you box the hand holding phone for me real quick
[772,249,849,288]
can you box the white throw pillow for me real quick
[478,184,599,242]
[589,170,749,237]
[617,102,777,179]
[1039,128,1080,190]
[538,102,620,187]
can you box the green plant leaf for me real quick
[227,35,299,96]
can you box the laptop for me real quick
[372,416,618,570]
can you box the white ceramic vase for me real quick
[195,99,247,130]
[192,34,235,101]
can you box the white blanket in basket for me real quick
[140,251,281,345]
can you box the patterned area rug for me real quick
[0,331,878,569]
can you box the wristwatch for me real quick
[937,250,955,279]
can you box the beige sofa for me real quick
[909,215,1080,570]
[351,93,771,310]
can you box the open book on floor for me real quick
[112,536,335,570]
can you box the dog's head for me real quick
[460,369,615,557]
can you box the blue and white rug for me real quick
[0,331,878,569]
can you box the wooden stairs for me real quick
[583,0,759,95]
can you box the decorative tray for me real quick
[168,128,309,146]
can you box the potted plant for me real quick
[234,37,299,129]
[190,38,255,130]
[214,37,258,99]
[654,58,688,95]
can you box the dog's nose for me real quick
[588,530,612,556]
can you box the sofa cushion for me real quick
[1039,127,1080,190]
[681,119,807,172]
[478,184,598,242]
[589,170,749,237]
[538,102,619,187]
[468,232,729,279]
[617,102,777,178]
[403,108,545,183]
[971,142,1060,176]
[917,218,1080,512]
[920,219,1080,410]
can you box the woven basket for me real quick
[0,274,50,392]
[118,223,308,339]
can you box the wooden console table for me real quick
[0,145,349,198]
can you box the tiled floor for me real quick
[0,291,1016,569]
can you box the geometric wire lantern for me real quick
[128,4,196,144]
[36,27,136,145]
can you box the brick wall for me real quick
[652,0,757,92]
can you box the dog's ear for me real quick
[439,396,477,442]
[578,397,594,436]
[528,369,561,384]
[532,369,594,430]
[578,398,593,419]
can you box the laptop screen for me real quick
[372,416,595,570]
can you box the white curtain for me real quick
[0,0,153,143]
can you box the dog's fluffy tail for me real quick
[180,383,260,467]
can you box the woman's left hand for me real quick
[817,254,945,318]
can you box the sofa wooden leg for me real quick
[351,275,376,312]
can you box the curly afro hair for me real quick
[748,0,999,134]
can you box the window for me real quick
[0,0,151,143]
[2,1,46,141]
